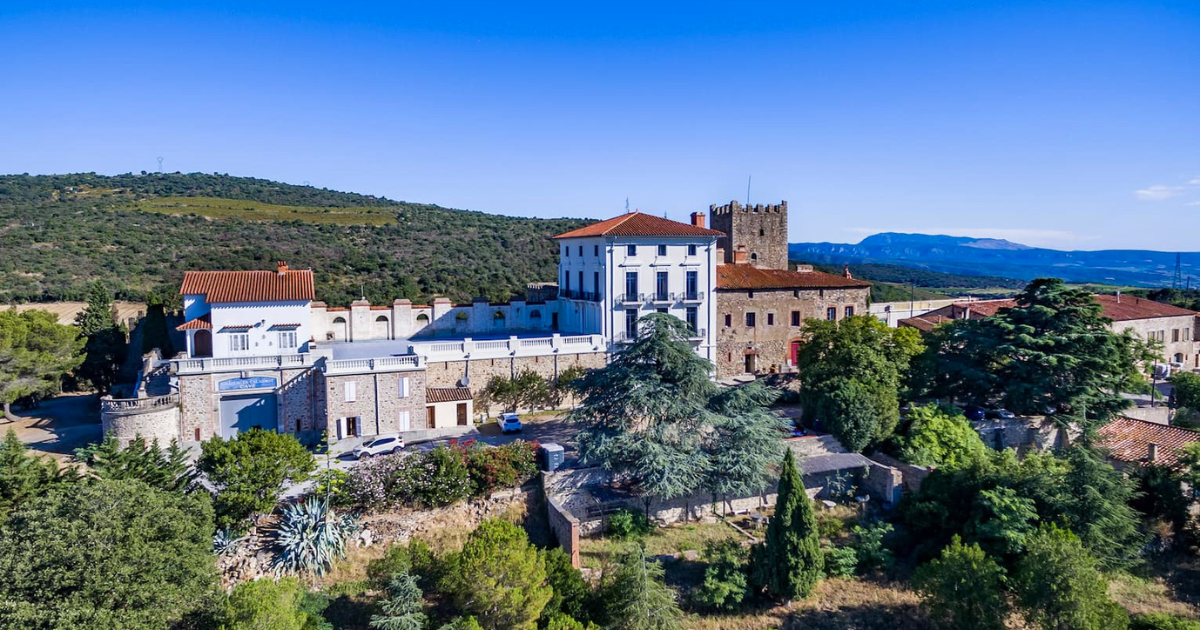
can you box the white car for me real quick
[352,435,404,459]
[499,412,522,434]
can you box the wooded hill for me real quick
[0,173,586,306]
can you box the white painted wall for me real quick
[201,300,312,359]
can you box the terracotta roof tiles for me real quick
[175,314,211,331]
[1094,294,1198,321]
[553,212,724,239]
[426,387,474,404]
[1097,416,1200,467]
[716,264,871,290]
[181,266,315,303]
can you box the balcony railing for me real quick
[650,292,673,304]
[323,355,423,375]
[616,293,646,305]
[688,327,707,339]
[677,291,704,303]
[560,289,601,302]
[100,394,180,417]
[174,353,313,374]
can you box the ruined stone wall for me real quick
[714,285,870,379]
[709,200,789,270]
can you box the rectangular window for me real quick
[578,245,583,256]
[229,333,249,352]
[657,244,667,256]
[625,309,638,338]
[594,245,599,256]
[564,245,569,257]
[746,312,756,327]
[344,381,357,403]
[594,271,600,299]
[845,306,855,318]
[656,307,668,314]
[278,331,297,350]
[826,307,837,321]
[791,311,801,326]
[398,376,410,398]
[565,272,570,294]
[1174,329,1181,342]
[767,313,775,326]
[685,271,698,300]
[793,290,800,298]
[624,272,638,300]
[686,306,698,333]
[724,314,732,327]
[656,271,669,300]
[687,244,697,256]
[627,244,637,256]
[578,271,584,296]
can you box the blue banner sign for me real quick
[218,376,278,391]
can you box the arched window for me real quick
[493,311,506,320]
[416,313,430,324]
[375,315,388,322]
[750,253,758,263]
[331,316,348,341]
[374,315,391,340]
[333,316,347,324]
[1174,353,1185,364]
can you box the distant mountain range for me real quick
[790,233,1199,288]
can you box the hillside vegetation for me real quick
[0,173,585,306]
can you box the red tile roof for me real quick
[716,264,872,290]
[553,212,724,239]
[180,267,315,303]
[426,387,474,404]
[1094,294,1198,321]
[898,314,953,332]
[1097,416,1200,467]
[175,314,211,331]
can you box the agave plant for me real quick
[212,527,248,556]
[268,496,360,576]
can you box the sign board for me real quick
[218,376,278,392]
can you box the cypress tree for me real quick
[750,448,823,601]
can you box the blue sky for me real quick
[1,1,1197,250]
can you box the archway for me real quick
[332,316,348,341]
[374,315,391,340]
[193,330,212,358]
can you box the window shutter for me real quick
[399,377,410,398]
[344,381,357,402]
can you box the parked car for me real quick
[963,405,987,421]
[352,435,404,459]
[499,412,522,434]
[984,408,1016,420]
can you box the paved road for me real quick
[8,393,102,462]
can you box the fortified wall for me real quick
[709,200,789,270]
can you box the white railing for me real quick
[430,342,465,354]
[476,340,509,351]
[100,394,180,416]
[174,354,314,374]
[560,335,593,346]
[520,338,553,348]
[323,355,423,374]
[412,333,605,362]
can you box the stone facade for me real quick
[715,285,870,379]
[323,370,428,438]
[425,351,607,414]
[1114,313,1200,368]
[100,396,182,447]
[709,200,789,269]
[179,374,215,442]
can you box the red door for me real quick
[790,341,801,366]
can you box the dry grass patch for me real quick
[579,520,747,570]
[689,578,931,630]
[1110,571,1200,619]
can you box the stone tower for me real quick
[709,200,789,269]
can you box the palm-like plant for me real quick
[267,496,360,575]
[212,527,248,556]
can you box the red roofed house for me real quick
[553,210,724,364]
[1097,416,1200,469]
[898,294,1200,367]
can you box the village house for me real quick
[899,295,1200,369]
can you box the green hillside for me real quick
[0,173,586,306]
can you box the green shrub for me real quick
[465,441,539,497]
[541,547,591,624]
[851,521,894,574]
[268,497,359,576]
[1131,614,1200,630]
[324,580,371,598]
[367,545,412,590]
[312,468,352,508]
[607,508,653,540]
[913,536,1008,630]
[692,540,750,611]
[821,543,858,578]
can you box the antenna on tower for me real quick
[746,175,752,206]
[156,157,164,173]
[1173,253,1183,290]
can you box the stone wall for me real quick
[972,416,1071,452]
[869,452,932,494]
[1113,312,1199,367]
[323,370,428,439]
[426,352,606,415]
[714,285,870,379]
[709,200,789,270]
[546,495,581,568]
[101,401,182,446]
[179,374,214,442]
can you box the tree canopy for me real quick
[441,518,551,630]
[894,404,988,468]
[0,309,84,419]
[196,427,315,527]
[749,448,823,601]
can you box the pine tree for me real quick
[0,428,75,516]
[441,519,551,630]
[74,281,127,394]
[750,448,823,601]
[1014,525,1130,630]
[370,572,427,630]
[76,433,192,493]
[598,547,684,630]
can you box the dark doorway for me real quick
[551,313,559,331]
[744,353,757,374]
[427,406,436,427]
[457,403,468,426]
[345,416,359,438]
[193,330,213,358]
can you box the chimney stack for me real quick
[1148,442,1159,462]
[716,247,725,265]
[690,212,706,229]
[843,264,853,279]
[277,261,288,275]
[1116,290,1121,304]
[733,246,749,265]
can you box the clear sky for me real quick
[2,1,1197,250]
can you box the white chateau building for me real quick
[101,210,724,446]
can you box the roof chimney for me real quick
[1116,290,1121,304]
[716,247,725,265]
[277,261,288,275]
[843,264,853,279]
[690,212,706,229]
[1148,442,1159,462]
[733,245,749,265]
